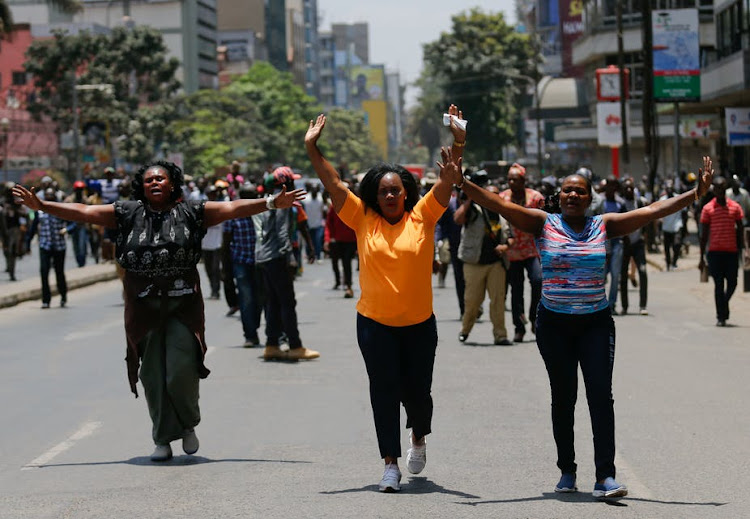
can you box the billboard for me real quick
[652,9,700,102]
[559,0,584,78]
[350,65,385,109]
[362,99,388,158]
[726,108,750,147]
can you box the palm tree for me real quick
[1,0,81,35]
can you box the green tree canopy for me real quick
[422,8,541,163]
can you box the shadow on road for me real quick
[32,455,312,468]
[454,491,727,508]
[320,476,480,498]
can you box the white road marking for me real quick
[63,318,122,342]
[615,453,653,499]
[22,421,102,470]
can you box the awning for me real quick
[528,76,589,120]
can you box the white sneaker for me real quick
[378,463,402,492]
[150,444,172,462]
[182,429,199,455]
[406,433,426,474]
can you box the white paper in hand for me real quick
[442,113,468,131]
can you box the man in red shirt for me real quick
[499,163,545,342]
[700,176,745,326]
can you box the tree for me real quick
[315,107,383,172]
[24,26,180,168]
[0,0,80,35]
[422,8,541,164]
[406,64,446,167]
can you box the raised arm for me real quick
[604,156,713,239]
[204,186,306,227]
[458,179,547,236]
[432,105,467,207]
[12,185,116,228]
[305,114,350,213]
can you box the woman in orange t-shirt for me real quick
[305,106,466,493]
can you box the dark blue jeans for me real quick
[71,225,88,267]
[509,256,542,334]
[535,305,616,481]
[233,262,263,342]
[258,256,302,349]
[357,313,437,459]
[39,248,67,305]
[707,251,739,321]
[450,248,465,316]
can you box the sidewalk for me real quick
[0,262,119,309]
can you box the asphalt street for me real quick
[0,252,748,519]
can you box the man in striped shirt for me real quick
[699,176,745,326]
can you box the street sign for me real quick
[726,108,750,146]
[596,102,630,147]
[652,9,701,102]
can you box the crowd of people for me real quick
[2,103,746,499]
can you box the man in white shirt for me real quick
[660,179,686,270]
[302,183,325,261]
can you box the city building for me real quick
[318,31,336,107]
[331,22,368,64]
[7,0,219,93]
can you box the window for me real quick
[716,1,748,58]
[12,71,26,86]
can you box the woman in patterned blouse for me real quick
[13,161,305,462]
[446,156,714,500]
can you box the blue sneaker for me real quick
[555,473,577,493]
[592,477,628,499]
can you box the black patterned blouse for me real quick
[114,200,207,293]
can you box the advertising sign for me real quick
[350,65,385,109]
[596,103,630,147]
[679,117,714,139]
[726,108,750,146]
[361,99,388,158]
[652,9,701,101]
[558,0,584,78]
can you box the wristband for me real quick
[453,141,466,148]
[266,195,276,210]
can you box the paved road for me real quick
[0,253,748,518]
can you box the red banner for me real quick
[559,0,584,78]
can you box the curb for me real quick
[0,269,120,309]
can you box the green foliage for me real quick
[24,26,180,165]
[315,107,383,172]
[422,8,541,163]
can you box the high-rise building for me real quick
[318,31,336,107]
[7,0,219,93]
[331,22,368,64]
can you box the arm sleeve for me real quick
[415,190,447,226]
[336,190,364,231]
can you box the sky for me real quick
[316,1,517,107]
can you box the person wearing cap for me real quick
[499,163,545,343]
[304,103,464,493]
[12,160,307,462]
[448,153,715,501]
[254,166,319,361]
[65,180,91,267]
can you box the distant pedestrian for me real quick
[454,154,714,500]
[659,180,685,270]
[305,104,463,493]
[2,184,25,281]
[499,163,545,342]
[202,186,223,299]
[26,188,73,308]
[324,190,357,298]
[12,161,306,462]
[303,183,325,261]
[65,181,90,267]
[700,176,745,326]
[619,179,649,315]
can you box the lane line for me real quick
[22,421,102,470]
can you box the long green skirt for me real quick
[138,298,201,445]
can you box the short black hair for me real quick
[563,173,593,196]
[132,161,184,203]
[359,162,420,216]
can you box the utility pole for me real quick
[71,72,81,180]
[616,0,629,172]
[642,0,657,194]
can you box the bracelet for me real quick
[266,195,276,210]
[455,175,466,188]
[453,141,466,148]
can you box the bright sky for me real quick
[316,1,518,107]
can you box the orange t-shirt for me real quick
[337,189,446,326]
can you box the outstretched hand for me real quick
[436,146,463,185]
[305,114,326,146]
[274,186,307,209]
[448,104,466,143]
[11,184,42,211]
[696,155,714,199]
